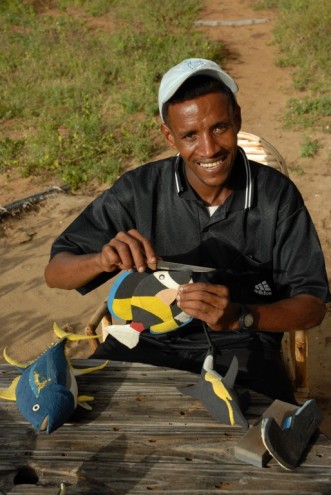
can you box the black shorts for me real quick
[91,322,296,404]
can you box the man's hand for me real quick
[176,284,327,334]
[98,229,158,273]
[44,229,158,290]
[176,282,240,331]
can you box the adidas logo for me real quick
[254,280,272,296]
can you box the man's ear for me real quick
[160,123,177,150]
[234,104,242,134]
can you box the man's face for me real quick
[161,91,241,203]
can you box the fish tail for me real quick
[72,360,109,376]
[3,347,29,369]
[53,322,101,342]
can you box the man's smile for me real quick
[197,157,227,170]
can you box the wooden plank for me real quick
[0,362,330,495]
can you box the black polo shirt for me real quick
[51,148,330,308]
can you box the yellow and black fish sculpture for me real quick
[104,269,193,348]
[179,348,250,428]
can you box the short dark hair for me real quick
[162,74,237,124]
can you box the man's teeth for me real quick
[199,159,224,169]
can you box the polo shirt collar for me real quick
[174,147,254,210]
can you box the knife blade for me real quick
[156,260,216,273]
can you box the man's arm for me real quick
[44,251,107,290]
[44,229,158,290]
[176,283,326,333]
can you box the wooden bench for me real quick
[0,361,329,494]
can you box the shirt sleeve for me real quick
[50,180,136,294]
[272,188,330,302]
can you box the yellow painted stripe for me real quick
[205,372,235,425]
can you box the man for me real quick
[45,58,330,404]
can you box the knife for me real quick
[156,260,216,273]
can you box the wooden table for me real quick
[0,361,330,494]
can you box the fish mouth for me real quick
[39,415,49,431]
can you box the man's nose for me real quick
[198,132,218,156]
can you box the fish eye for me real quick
[32,404,40,412]
[158,274,165,280]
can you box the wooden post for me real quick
[282,330,309,396]
[84,300,110,352]
[294,330,309,391]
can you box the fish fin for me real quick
[57,482,67,495]
[202,351,239,389]
[0,375,21,401]
[53,322,100,342]
[104,324,140,349]
[3,347,30,369]
[202,351,214,374]
[78,396,94,410]
[222,355,239,390]
[72,360,109,376]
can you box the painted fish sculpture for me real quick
[179,348,250,428]
[104,269,193,348]
[261,398,323,470]
[0,323,108,433]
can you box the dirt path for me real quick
[196,0,331,401]
[0,0,330,407]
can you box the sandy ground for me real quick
[1,0,330,424]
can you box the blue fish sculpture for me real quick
[0,323,108,433]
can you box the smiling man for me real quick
[45,59,330,404]
[160,72,241,206]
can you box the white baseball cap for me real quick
[158,58,239,121]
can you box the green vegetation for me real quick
[283,96,331,130]
[1,1,330,188]
[290,165,304,176]
[273,0,330,94]
[253,0,330,133]
[300,137,321,158]
[0,0,222,187]
[253,0,279,9]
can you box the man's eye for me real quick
[183,133,196,141]
[214,125,228,134]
